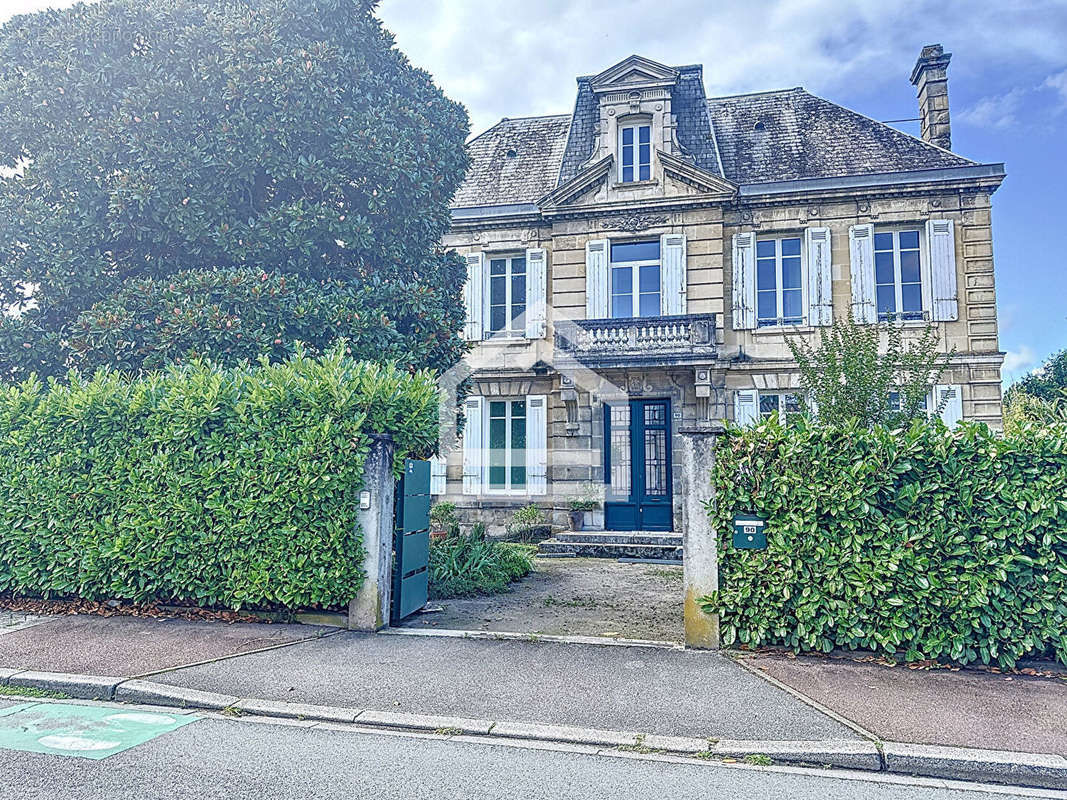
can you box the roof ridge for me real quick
[497,113,571,122]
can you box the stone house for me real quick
[434,46,1006,535]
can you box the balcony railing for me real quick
[554,313,717,367]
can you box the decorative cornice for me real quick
[657,150,737,196]
[590,55,679,93]
[599,213,670,232]
[538,154,613,209]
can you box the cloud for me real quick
[957,89,1027,129]
[1044,68,1067,109]
[1002,345,1036,375]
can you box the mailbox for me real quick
[732,513,767,550]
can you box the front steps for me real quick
[537,531,683,562]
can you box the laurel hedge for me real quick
[0,348,439,610]
[702,418,1067,667]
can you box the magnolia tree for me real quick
[787,314,953,427]
[0,0,470,378]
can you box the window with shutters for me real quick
[610,240,660,319]
[874,229,925,322]
[487,399,526,492]
[756,236,804,327]
[618,122,651,182]
[887,389,930,414]
[758,392,803,421]
[487,255,527,337]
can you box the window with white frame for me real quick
[487,399,526,492]
[487,255,526,337]
[758,392,802,421]
[875,229,924,321]
[610,240,660,319]
[619,122,651,182]
[887,389,929,414]
[756,236,804,327]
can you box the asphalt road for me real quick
[0,708,1057,800]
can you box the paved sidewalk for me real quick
[151,631,855,741]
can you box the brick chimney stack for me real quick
[910,44,952,150]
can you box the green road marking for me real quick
[0,703,197,760]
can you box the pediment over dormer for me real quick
[590,55,680,93]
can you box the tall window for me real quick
[488,399,526,492]
[875,230,923,321]
[487,255,526,337]
[619,123,651,182]
[758,392,802,421]
[756,237,803,327]
[610,240,660,319]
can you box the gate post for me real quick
[678,423,724,649]
[348,434,395,631]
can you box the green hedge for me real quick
[703,419,1067,667]
[0,348,438,610]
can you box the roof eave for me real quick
[738,163,1006,199]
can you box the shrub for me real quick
[429,535,534,599]
[702,417,1067,667]
[0,346,439,610]
[429,501,459,532]
[505,504,551,543]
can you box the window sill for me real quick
[611,179,659,190]
[751,325,813,336]
[479,335,533,347]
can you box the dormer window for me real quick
[619,123,651,182]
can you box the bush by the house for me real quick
[429,524,534,599]
[702,417,1067,667]
[0,347,439,610]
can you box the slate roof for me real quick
[451,83,977,209]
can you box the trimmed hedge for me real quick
[703,419,1067,667]
[0,348,438,610]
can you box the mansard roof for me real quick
[451,79,978,210]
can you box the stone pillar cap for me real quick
[911,43,952,85]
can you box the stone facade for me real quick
[437,50,1006,534]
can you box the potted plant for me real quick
[567,497,598,531]
[429,501,459,542]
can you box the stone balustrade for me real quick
[554,313,717,367]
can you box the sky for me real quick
[1,0,1064,383]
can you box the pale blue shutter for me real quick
[462,396,484,495]
[463,253,484,340]
[525,248,547,338]
[660,233,687,316]
[731,233,756,330]
[585,239,609,319]
[805,227,833,326]
[526,395,547,495]
[849,224,876,324]
[734,389,759,426]
[927,220,958,321]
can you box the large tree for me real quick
[0,0,469,377]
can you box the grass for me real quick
[429,537,534,599]
[0,685,70,700]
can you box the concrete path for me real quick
[151,631,855,741]
[745,654,1067,756]
[0,614,336,676]
[0,701,1056,800]
[408,556,684,642]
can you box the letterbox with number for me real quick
[732,513,767,550]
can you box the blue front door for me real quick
[603,398,673,531]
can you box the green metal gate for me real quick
[391,459,430,624]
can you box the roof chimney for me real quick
[910,44,952,150]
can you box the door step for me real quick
[537,532,683,561]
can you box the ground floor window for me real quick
[758,391,802,421]
[488,399,526,491]
[887,389,929,414]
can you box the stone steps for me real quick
[537,531,683,561]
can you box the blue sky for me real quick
[2,0,1064,382]
[377,0,1067,384]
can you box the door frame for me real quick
[603,397,674,532]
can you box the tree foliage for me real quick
[1005,349,1067,406]
[787,314,953,426]
[0,0,469,378]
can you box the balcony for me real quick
[554,313,717,369]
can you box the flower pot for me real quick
[568,510,584,531]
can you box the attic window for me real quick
[753,121,767,132]
[506,148,518,158]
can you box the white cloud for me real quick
[957,89,1027,129]
[1002,345,1036,375]
[1044,68,1067,109]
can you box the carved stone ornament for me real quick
[600,213,669,232]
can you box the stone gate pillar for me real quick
[678,423,723,649]
[348,434,395,631]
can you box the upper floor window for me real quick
[619,123,651,182]
[488,255,526,337]
[875,230,924,322]
[756,237,803,327]
[610,240,660,319]
[487,399,526,492]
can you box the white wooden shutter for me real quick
[462,252,484,341]
[935,384,963,428]
[734,389,759,427]
[849,224,876,324]
[462,396,484,495]
[731,232,756,330]
[429,455,447,496]
[585,239,609,319]
[660,233,687,316]
[526,394,547,495]
[805,227,833,326]
[927,219,958,321]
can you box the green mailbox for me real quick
[732,513,767,550]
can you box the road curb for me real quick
[3,671,1066,789]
